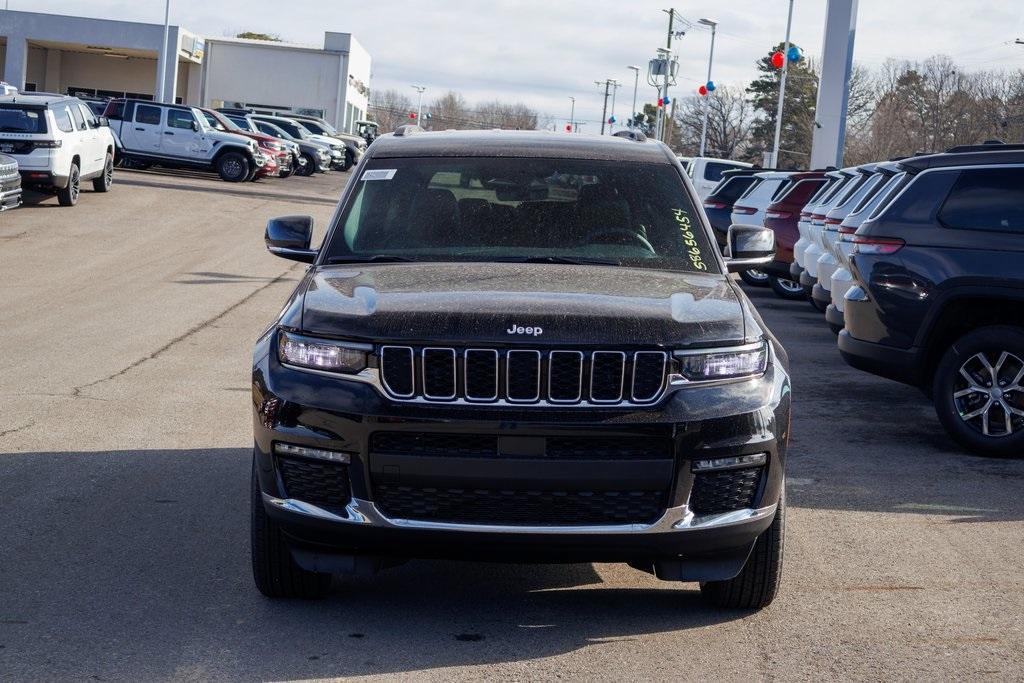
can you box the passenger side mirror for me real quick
[724,224,776,273]
[191,120,200,132]
[265,215,317,263]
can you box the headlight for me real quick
[278,331,368,373]
[674,341,768,382]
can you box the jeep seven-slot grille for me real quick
[379,346,668,405]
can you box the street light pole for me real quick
[771,0,795,168]
[411,85,426,126]
[568,96,576,133]
[697,18,717,157]
[627,66,640,129]
[157,0,170,102]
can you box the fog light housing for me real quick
[692,453,767,472]
[274,442,351,464]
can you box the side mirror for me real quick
[725,224,776,273]
[97,116,109,128]
[266,215,317,263]
[191,120,200,132]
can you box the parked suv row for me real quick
[838,143,1024,456]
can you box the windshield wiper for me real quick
[324,255,418,264]
[494,255,621,266]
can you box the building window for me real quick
[24,82,38,92]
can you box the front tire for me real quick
[700,493,785,610]
[769,275,805,300]
[92,154,114,192]
[216,152,250,183]
[57,163,80,206]
[739,269,770,288]
[298,153,317,176]
[251,458,332,599]
[932,326,1024,457]
[341,149,354,172]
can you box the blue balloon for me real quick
[787,46,802,62]
[608,115,616,124]
[663,97,671,106]
[706,81,716,92]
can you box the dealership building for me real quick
[0,9,371,133]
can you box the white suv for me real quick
[0,92,116,206]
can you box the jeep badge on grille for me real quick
[507,324,543,336]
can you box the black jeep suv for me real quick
[251,128,791,609]
[838,143,1024,456]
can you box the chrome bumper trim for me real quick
[264,493,777,535]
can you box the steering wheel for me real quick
[585,228,655,252]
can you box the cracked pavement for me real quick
[1,168,1023,681]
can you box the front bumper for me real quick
[0,175,21,210]
[251,334,791,579]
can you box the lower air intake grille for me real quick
[369,432,675,460]
[689,467,763,515]
[373,485,666,526]
[277,456,352,512]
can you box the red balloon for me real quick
[565,124,572,132]
[771,51,785,69]
[698,85,708,96]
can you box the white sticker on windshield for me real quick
[362,169,397,181]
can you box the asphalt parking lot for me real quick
[1,169,1022,681]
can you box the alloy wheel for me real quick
[70,168,80,202]
[104,159,113,187]
[775,278,803,293]
[953,351,1024,437]
[224,158,243,180]
[746,269,769,282]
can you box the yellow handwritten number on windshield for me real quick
[671,208,707,271]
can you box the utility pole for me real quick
[411,85,426,126]
[698,18,717,157]
[771,0,795,168]
[657,8,677,142]
[627,66,640,129]
[157,0,170,102]
[595,79,617,135]
[608,81,620,133]
[568,96,576,133]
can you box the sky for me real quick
[12,0,1024,129]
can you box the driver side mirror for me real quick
[191,120,200,132]
[724,224,776,273]
[266,215,317,263]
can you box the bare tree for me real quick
[368,89,414,134]
[671,85,756,160]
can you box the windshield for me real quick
[297,118,333,135]
[0,106,47,133]
[323,157,719,274]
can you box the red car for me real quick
[200,108,292,179]
[761,171,828,299]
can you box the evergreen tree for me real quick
[746,43,818,169]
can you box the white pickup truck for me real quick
[104,99,266,182]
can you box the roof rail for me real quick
[946,140,1024,153]
[612,130,647,142]
[393,124,423,137]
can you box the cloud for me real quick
[18,0,1024,128]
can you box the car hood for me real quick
[299,263,747,347]
[208,130,253,147]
